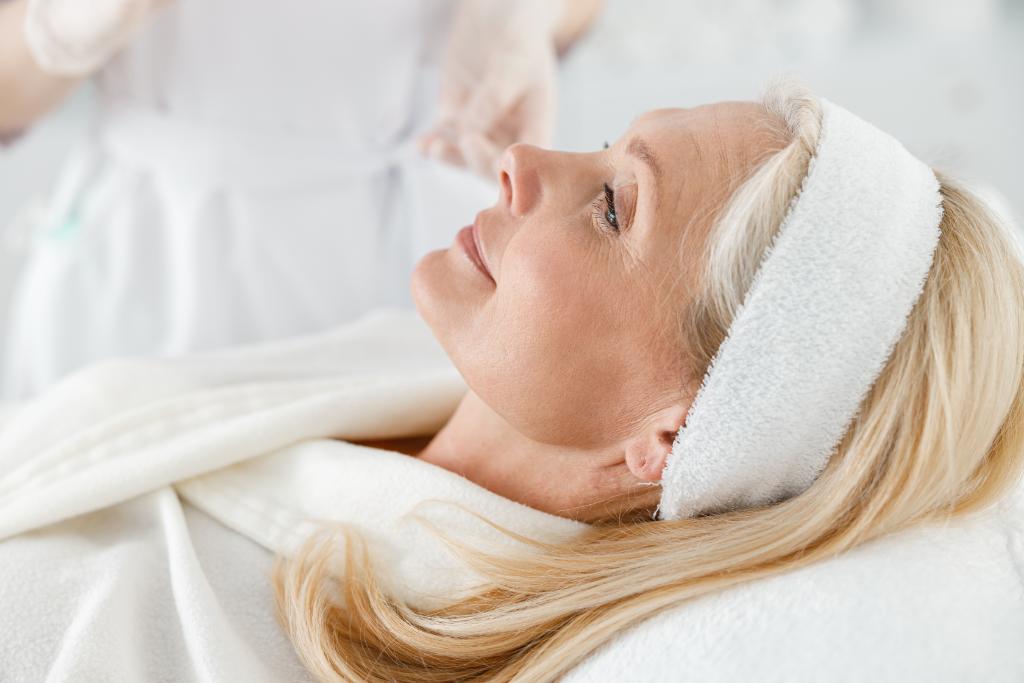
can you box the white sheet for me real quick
[1,309,1022,682]
[0,492,311,682]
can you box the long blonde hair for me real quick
[273,81,1024,682]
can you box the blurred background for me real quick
[2,0,1022,374]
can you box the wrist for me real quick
[456,0,565,40]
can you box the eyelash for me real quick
[592,141,619,234]
[591,182,620,234]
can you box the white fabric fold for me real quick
[1,309,1021,682]
[0,310,467,540]
[0,308,589,605]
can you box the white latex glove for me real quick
[418,0,563,180]
[23,0,172,76]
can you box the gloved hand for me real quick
[23,0,173,76]
[418,0,563,180]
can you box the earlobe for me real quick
[624,437,670,482]
[623,403,690,483]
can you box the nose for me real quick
[498,143,544,217]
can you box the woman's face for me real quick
[413,102,786,450]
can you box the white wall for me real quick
[553,0,1022,217]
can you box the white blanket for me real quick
[1,310,1022,682]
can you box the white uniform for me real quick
[2,0,494,399]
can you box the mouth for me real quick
[456,218,495,285]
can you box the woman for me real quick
[0,0,602,398]
[1,81,1022,681]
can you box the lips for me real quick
[456,219,495,284]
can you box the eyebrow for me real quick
[626,136,663,180]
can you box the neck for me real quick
[417,391,642,522]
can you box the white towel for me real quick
[1,309,1022,681]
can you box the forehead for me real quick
[627,102,785,167]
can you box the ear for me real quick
[623,403,691,483]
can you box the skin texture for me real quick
[410,101,789,522]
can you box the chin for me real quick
[411,248,470,343]
[411,247,487,374]
[410,250,444,328]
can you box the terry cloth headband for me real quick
[656,99,943,521]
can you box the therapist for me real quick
[0,0,602,399]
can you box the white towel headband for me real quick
[656,99,943,521]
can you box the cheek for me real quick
[418,229,677,450]
[469,234,640,447]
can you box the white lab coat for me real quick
[2,0,494,399]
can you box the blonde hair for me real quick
[273,81,1024,682]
